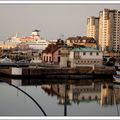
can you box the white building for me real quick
[69,47,103,68]
[60,46,103,68]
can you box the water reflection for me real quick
[2,78,120,106]
[10,79,120,106]
[0,78,120,116]
[40,80,107,106]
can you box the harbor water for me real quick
[0,78,120,116]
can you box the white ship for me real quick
[20,30,49,50]
[2,30,50,50]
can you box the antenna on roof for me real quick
[60,34,64,40]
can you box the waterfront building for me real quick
[60,46,103,68]
[59,47,70,67]
[42,44,61,64]
[87,16,99,44]
[8,49,32,61]
[0,44,16,50]
[66,36,98,49]
[99,9,120,51]
[0,35,21,49]
[30,49,42,63]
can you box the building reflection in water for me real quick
[2,78,120,106]
[41,80,100,105]
[41,79,120,106]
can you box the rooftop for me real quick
[66,36,96,43]
[72,47,100,52]
[42,44,60,53]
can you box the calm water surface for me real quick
[0,78,119,116]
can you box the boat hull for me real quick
[113,75,120,83]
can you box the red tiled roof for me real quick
[42,44,60,54]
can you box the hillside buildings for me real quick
[87,9,120,52]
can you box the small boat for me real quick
[113,70,120,83]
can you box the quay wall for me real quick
[0,68,11,75]
[0,66,115,79]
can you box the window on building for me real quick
[74,51,79,58]
[89,96,91,100]
[82,96,85,100]
[58,50,61,55]
[44,56,45,61]
[74,40,78,43]
[90,52,92,55]
[83,52,86,55]
[46,56,48,62]
[49,56,51,62]
[95,96,98,100]
[96,52,99,55]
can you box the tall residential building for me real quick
[99,9,120,51]
[87,16,99,44]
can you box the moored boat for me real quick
[113,75,120,83]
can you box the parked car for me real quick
[16,60,29,64]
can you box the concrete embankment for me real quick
[0,66,115,79]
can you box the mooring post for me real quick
[64,78,67,116]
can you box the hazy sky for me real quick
[0,4,120,41]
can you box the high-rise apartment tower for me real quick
[87,16,99,44]
[99,9,120,51]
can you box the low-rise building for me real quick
[60,46,103,68]
[42,44,61,64]
[69,47,103,68]
[66,36,98,49]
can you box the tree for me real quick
[56,39,65,45]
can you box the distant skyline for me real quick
[0,4,120,41]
